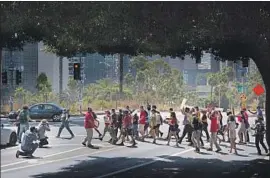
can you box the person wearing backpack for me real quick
[191,113,203,152]
[18,105,31,143]
[252,119,268,155]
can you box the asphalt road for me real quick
[1,112,269,178]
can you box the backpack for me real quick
[193,117,202,130]
[145,110,149,118]
[256,122,265,135]
[19,111,28,124]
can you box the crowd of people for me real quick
[81,105,269,155]
[14,104,269,158]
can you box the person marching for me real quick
[149,109,158,144]
[56,109,75,138]
[82,108,96,148]
[178,107,192,144]
[166,108,174,139]
[201,110,210,142]
[191,112,203,152]
[119,110,136,146]
[152,105,163,138]
[166,112,179,147]
[116,109,123,139]
[92,111,102,139]
[207,110,222,152]
[100,111,112,141]
[251,118,268,155]
[110,109,118,143]
[237,110,248,144]
[132,113,139,139]
[139,106,147,142]
[225,111,238,154]
[18,105,31,143]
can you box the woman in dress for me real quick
[225,111,238,154]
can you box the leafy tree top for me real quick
[1,2,270,63]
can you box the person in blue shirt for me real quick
[16,127,38,158]
[248,106,264,120]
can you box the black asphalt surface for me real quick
[1,113,269,178]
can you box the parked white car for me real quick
[0,118,17,146]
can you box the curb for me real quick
[70,112,105,117]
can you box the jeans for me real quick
[20,143,38,156]
[179,124,192,143]
[255,134,268,154]
[132,124,139,137]
[202,122,210,140]
[57,121,74,137]
[19,123,29,142]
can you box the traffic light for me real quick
[16,70,22,85]
[242,59,249,68]
[73,63,81,80]
[195,57,201,64]
[2,71,7,84]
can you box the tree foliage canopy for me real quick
[1,2,269,61]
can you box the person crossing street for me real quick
[56,109,74,138]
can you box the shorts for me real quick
[139,124,145,133]
[169,125,177,132]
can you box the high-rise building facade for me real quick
[1,43,39,105]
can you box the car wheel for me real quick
[8,132,17,146]
[52,115,60,122]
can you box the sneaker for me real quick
[207,148,213,151]
[82,142,86,146]
[99,137,103,141]
[118,142,124,146]
[216,148,222,152]
[16,150,20,158]
[87,144,94,148]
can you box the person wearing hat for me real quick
[56,108,74,138]
[16,126,38,158]
[37,119,50,147]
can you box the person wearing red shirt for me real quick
[82,108,96,148]
[207,110,221,152]
[139,106,147,141]
[119,110,136,146]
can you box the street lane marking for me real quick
[1,147,84,168]
[1,146,122,173]
[93,148,195,178]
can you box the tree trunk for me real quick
[253,46,270,155]
[0,48,3,112]
[119,53,124,97]
[59,56,63,103]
